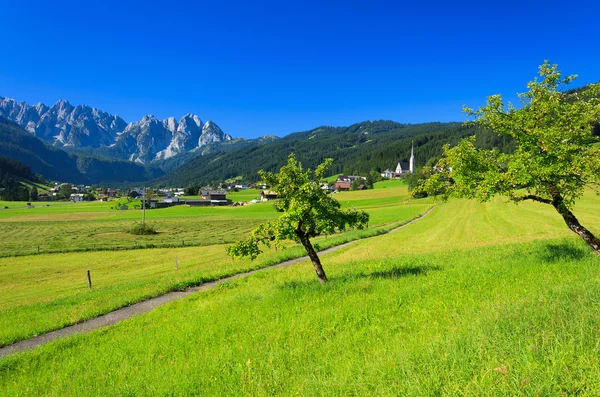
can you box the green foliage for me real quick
[1,197,600,395]
[0,173,29,201]
[56,183,72,200]
[0,182,421,345]
[227,154,369,261]
[129,222,158,235]
[29,186,38,201]
[154,121,484,187]
[417,62,600,207]
[415,62,600,252]
[351,177,366,190]
[404,169,430,198]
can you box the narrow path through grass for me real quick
[0,207,434,358]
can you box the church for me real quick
[381,143,415,178]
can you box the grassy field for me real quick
[1,186,599,394]
[0,181,427,346]
[0,181,416,256]
[0,198,279,256]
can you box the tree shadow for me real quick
[278,264,441,291]
[368,265,442,279]
[539,243,589,263]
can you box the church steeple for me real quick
[409,141,415,173]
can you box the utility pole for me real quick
[142,187,146,225]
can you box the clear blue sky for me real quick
[1,0,599,138]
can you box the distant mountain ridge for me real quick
[0,117,163,184]
[0,96,232,163]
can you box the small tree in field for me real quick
[227,154,369,284]
[30,186,38,201]
[415,61,600,253]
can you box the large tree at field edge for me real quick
[415,61,600,253]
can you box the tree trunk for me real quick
[548,185,600,254]
[297,232,328,284]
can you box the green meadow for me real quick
[0,180,428,346]
[0,182,419,256]
[1,181,599,394]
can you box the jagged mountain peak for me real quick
[0,95,233,162]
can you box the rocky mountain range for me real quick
[0,96,232,163]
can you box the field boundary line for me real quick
[0,206,435,359]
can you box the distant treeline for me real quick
[0,155,42,201]
[153,120,515,187]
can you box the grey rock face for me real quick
[0,97,126,147]
[0,96,232,162]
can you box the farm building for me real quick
[260,190,278,201]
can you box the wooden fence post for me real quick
[87,270,92,288]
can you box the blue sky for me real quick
[1,0,599,138]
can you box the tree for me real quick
[415,61,600,253]
[18,186,30,201]
[30,186,38,201]
[227,154,370,284]
[58,183,72,200]
[350,177,366,190]
[369,169,382,185]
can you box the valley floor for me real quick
[1,187,599,395]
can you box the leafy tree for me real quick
[18,186,30,201]
[415,61,600,253]
[404,169,429,198]
[30,186,38,201]
[58,183,73,200]
[184,185,200,196]
[369,169,382,184]
[227,154,369,284]
[351,177,366,190]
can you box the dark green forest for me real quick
[153,120,515,187]
[0,156,42,201]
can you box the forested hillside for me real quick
[0,118,163,184]
[153,120,514,187]
[0,155,44,201]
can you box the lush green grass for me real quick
[15,178,51,194]
[373,178,406,189]
[0,215,273,256]
[1,194,599,395]
[0,183,415,256]
[0,183,425,346]
[324,173,342,183]
[227,188,262,202]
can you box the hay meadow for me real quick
[1,181,600,395]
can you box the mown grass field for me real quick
[0,182,416,256]
[1,183,599,394]
[0,180,428,346]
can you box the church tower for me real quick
[409,141,415,174]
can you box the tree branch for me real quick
[513,195,552,204]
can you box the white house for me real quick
[71,193,84,202]
[381,169,394,179]
[162,195,179,203]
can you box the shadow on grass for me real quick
[279,265,441,290]
[369,265,441,279]
[540,243,590,263]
